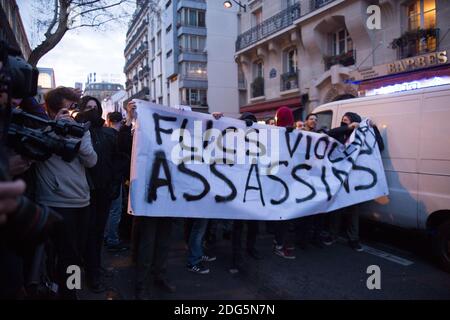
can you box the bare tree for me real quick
[28,0,141,66]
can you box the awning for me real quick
[240,96,302,120]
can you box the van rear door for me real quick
[417,89,450,229]
[336,96,421,229]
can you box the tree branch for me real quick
[71,0,129,20]
[28,0,71,66]
[44,0,60,38]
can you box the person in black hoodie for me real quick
[77,96,119,292]
[324,112,384,251]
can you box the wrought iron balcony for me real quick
[126,0,149,36]
[310,0,336,10]
[236,2,300,52]
[124,42,149,72]
[238,77,247,90]
[251,77,265,98]
[391,28,440,59]
[280,69,299,91]
[323,49,356,70]
[124,20,148,54]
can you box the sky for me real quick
[17,0,131,88]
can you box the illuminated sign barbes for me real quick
[349,51,449,82]
[387,51,448,74]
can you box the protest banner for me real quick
[128,101,388,220]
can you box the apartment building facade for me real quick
[124,0,152,103]
[0,0,31,60]
[235,0,450,120]
[124,0,240,117]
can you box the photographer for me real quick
[34,87,97,299]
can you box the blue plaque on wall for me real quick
[269,68,277,78]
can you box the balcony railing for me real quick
[310,0,336,10]
[125,87,150,104]
[179,73,208,81]
[181,100,208,108]
[124,42,149,72]
[323,49,356,70]
[179,47,207,55]
[236,2,300,51]
[126,0,149,37]
[251,77,265,98]
[280,69,299,91]
[391,28,440,59]
[124,20,148,54]
[238,77,247,90]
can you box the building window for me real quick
[182,88,207,106]
[151,38,155,57]
[182,62,207,79]
[251,61,264,97]
[157,31,161,53]
[284,0,297,8]
[166,24,172,33]
[166,50,172,58]
[252,8,262,27]
[165,0,172,9]
[393,0,437,58]
[332,28,353,56]
[180,35,206,53]
[180,8,206,27]
[252,60,264,79]
[284,48,298,73]
[407,0,436,30]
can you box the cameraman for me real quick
[35,87,97,299]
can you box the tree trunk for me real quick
[27,0,70,67]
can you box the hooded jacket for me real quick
[275,106,294,128]
[80,97,126,195]
[35,130,97,208]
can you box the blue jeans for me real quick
[104,185,123,246]
[187,219,208,266]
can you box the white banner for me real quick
[128,101,389,220]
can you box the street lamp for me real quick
[223,0,246,12]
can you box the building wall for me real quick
[205,0,239,116]
[235,0,450,117]
[0,0,31,60]
[124,0,151,101]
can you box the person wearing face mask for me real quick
[77,96,120,292]
[323,112,384,252]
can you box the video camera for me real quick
[0,42,89,162]
[0,41,65,244]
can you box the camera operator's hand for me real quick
[8,153,33,176]
[212,112,224,120]
[125,101,137,126]
[0,180,26,225]
[55,108,74,122]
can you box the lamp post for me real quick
[223,0,247,12]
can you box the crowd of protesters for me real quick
[0,86,383,300]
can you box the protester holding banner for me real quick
[124,101,177,299]
[323,112,365,251]
[272,106,296,260]
[295,113,325,249]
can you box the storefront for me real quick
[350,50,450,97]
[239,96,302,122]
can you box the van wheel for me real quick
[433,219,450,273]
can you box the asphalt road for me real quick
[80,219,450,300]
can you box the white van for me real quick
[313,84,450,272]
